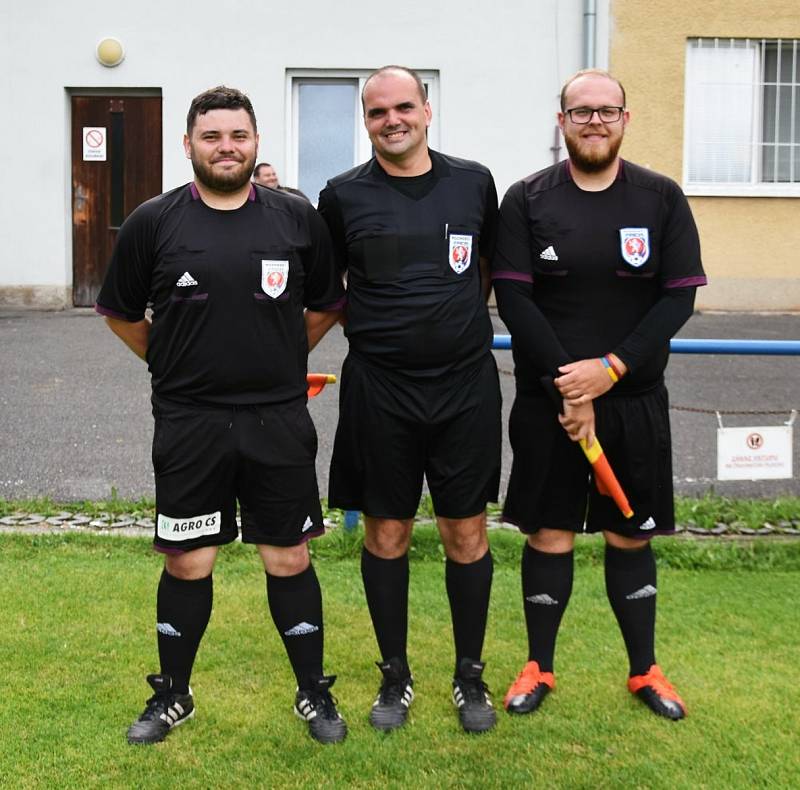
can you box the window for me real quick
[286,70,439,204]
[684,38,800,196]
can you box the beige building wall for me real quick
[609,0,800,311]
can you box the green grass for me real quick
[0,531,798,788]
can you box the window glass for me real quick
[298,82,357,203]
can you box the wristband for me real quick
[601,356,619,383]
[606,354,624,379]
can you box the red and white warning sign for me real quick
[83,127,107,161]
[717,424,793,480]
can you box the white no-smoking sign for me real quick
[83,127,107,161]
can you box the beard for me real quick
[190,151,255,193]
[564,128,623,173]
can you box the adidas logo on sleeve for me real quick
[176,272,198,287]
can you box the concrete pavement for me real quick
[1,309,798,502]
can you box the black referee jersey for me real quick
[492,159,707,396]
[96,183,345,406]
[318,149,498,379]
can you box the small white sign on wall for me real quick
[83,127,106,161]
[717,425,793,480]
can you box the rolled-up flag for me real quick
[306,373,337,398]
[578,436,634,518]
[539,375,633,519]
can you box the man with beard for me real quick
[492,70,706,721]
[318,66,501,734]
[96,86,347,745]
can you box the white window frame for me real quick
[285,69,440,202]
[683,38,800,197]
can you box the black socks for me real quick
[604,542,657,677]
[521,543,574,673]
[156,569,213,694]
[266,564,325,689]
[446,550,493,675]
[361,547,410,670]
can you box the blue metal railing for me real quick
[491,334,800,355]
[342,334,799,529]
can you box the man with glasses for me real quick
[492,69,706,721]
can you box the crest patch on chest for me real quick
[261,260,289,297]
[619,228,650,267]
[449,234,472,274]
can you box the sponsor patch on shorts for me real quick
[157,510,222,541]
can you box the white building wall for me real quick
[1,0,607,306]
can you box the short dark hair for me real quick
[361,65,428,111]
[186,85,257,135]
[253,162,273,178]
[559,69,626,111]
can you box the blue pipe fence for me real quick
[491,335,800,356]
[341,334,800,530]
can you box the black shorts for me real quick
[503,384,674,538]
[151,397,324,552]
[328,353,501,520]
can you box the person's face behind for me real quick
[254,165,279,188]
[362,71,431,166]
[558,75,629,174]
[183,108,259,192]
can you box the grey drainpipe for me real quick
[554,1,598,164]
[583,0,597,68]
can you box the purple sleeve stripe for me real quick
[491,271,534,284]
[94,303,143,321]
[312,295,347,312]
[664,275,707,289]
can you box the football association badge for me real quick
[261,259,289,298]
[449,234,473,274]
[619,228,650,267]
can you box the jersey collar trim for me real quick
[369,148,450,181]
[188,183,257,201]
[565,158,624,182]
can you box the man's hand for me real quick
[305,309,343,351]
[555,354,626,404]
[104,316,150,361]
[558,399,595,445]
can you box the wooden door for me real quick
[71,96,162,306]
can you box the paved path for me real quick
[1,309,798,502]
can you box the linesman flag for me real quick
[579,436,634,519]
[540,376,633,519]
[306,373,336,398]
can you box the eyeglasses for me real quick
[565,106,624,124]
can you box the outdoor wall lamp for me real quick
[96,37,125,67]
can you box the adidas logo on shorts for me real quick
[285,621,320,636]
[157,622,182,637]
[539,246,558,261]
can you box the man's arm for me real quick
[305,309,343,352]
[104,316,150,361]
[554,286,695,405]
